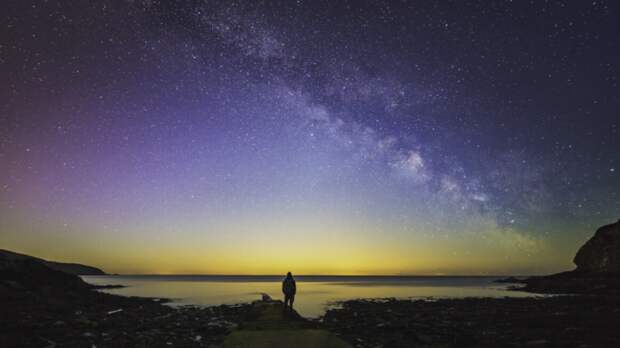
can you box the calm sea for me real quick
[82,275,536,317]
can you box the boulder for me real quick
[574,219,620,274]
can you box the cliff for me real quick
[514,218,620,294]
[574,219,620,274]
[0,249,105,275]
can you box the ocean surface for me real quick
[82,275,536,317]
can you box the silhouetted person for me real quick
[282,271,296,310]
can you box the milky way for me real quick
[1,1,619,274]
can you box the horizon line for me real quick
[89,273,528,277]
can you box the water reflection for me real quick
[83,275,536,317]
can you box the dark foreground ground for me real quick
[0,259,253,347]
[1,283,251,347]
[324,296,620,348]
[3,261,620,347]
[5,290,620,348]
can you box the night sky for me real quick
[1,0,618,275]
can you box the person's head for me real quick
[286,271,292,278]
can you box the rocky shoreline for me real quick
[2,293,252,347]
[493,219,620,296]
[5,283,620,347]
[320,219,620,348]
[0,260,252,347]
[498,271,620,296]
[322,296,620,348]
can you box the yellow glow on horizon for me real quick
[1,211,579,276]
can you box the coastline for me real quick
[4,216,620,348]
[323,296,620,347]
[4,273,620,347]
[1,279,252,347]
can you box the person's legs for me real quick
[289,294,294,309]
[284,294,291,308]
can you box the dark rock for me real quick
[92,284,126,289]
[517,271,620,295]
[525,339,548,346]
[0,257,93,293]
[323,297,620,348]
[493,276,526,284]
[513,219,620,295]
[574,219,620,273]
[0,249,105,275]
[0,251,255,347]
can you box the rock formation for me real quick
[574,219,620,273]
[0,249,105,275]
[515,218,620,295]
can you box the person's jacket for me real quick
[282,277,296,295]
